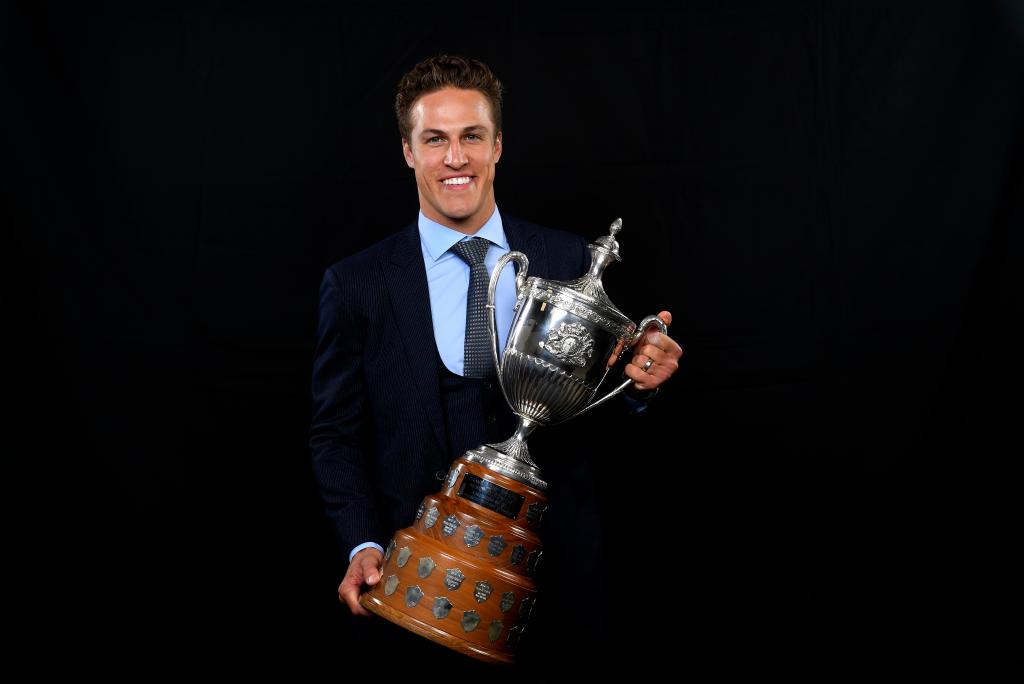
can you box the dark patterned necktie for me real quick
[450,237,494,378]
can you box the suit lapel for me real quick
[382,223,447,454]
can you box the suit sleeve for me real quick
[309,266,385,558]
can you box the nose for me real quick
[444,138,467,167]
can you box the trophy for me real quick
[359,219,668,664]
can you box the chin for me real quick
[440,207,474,221]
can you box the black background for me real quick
[3,1,1022,678]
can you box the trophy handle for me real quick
[576,314,669,415]
[487,250,530,391]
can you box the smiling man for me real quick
[402,86,502,233]
[309,54,683,673]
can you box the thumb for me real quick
[658,310,672,327]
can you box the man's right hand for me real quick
[338,546,384,617]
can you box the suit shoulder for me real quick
[322,225,411,280]
[504,213,587,250]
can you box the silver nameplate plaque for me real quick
[444,568,466,590]
[487,535,507,557]
[463,525,484,548]
[417,557,436,579]
[474,580,493,603]
[405,585,423,608]
[510,545,525,566]
[441,514,460,537]
[457,474,525,519]
[461,611,481,633]
[433,597,453,620]
[488,621,504,642]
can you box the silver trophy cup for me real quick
[462,218,668,490]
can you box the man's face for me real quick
[402,87,502,233]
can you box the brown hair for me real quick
[395,54,503,141]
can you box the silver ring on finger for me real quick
[642,358,654,372]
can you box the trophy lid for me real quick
[519,218,636,338]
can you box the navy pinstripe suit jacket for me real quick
[309,213,593,560]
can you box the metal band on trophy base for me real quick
[359,454,545,665]
[359,219,670,664]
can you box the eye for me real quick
[465,134,481,141]
[427,136,444,144]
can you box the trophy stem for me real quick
[487,416,539,468]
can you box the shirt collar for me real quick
[418,206,508,262]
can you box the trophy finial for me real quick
[593,218,622,261]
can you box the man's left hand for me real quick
[622,310,683,393]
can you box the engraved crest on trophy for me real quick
[540,321,595,367]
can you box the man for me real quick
[309,54,683,670]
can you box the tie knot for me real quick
[450,237,490,266]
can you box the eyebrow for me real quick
[419,125,489,138]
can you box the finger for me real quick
[630,353,657,376]
[338,576,372,617]
[658,330,683,358]
[640,331,683,360]
[606,339,626,368]
[627,347,675,384]
[657,310,672,327]
[624,362,661,390]
[626,354,672,384]
[634,352,679,383]
[633,350,679,380]
[668,336,684,357]
[633,344,673,365]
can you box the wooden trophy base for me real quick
[359,450,547,665]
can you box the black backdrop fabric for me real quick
[3,1,1022,678]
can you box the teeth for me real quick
[442,177,471,185]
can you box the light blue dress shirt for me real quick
[417,206,517,376]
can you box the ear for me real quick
[402,138,415,168]
[493,131,502,164]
